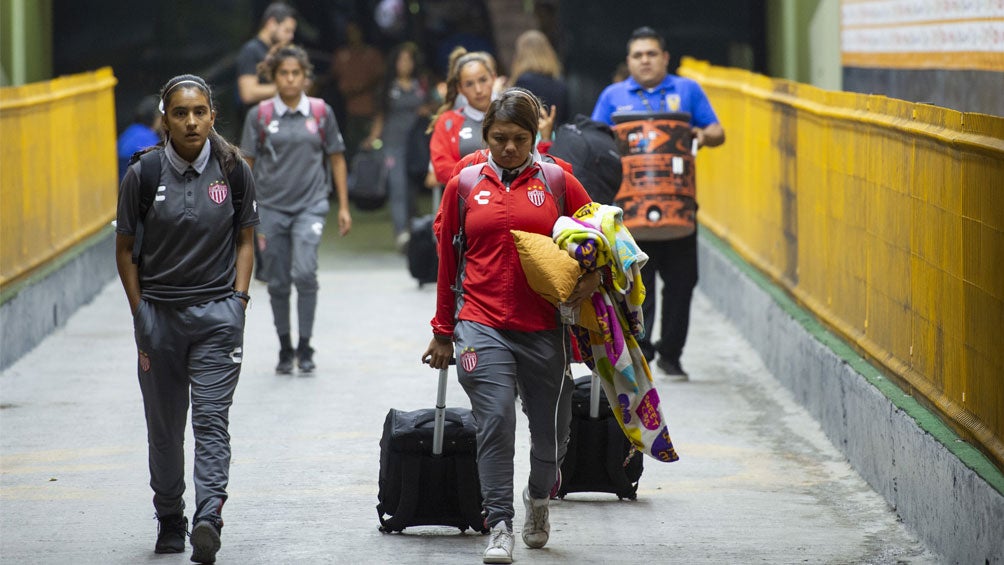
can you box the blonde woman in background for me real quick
[508,30,568,127]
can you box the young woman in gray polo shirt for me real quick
[116,74,259,564]
[240,44,352,374]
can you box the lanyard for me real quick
[636,88,667,112]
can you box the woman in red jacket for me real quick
[423,88,599,564]
[427,49,497,185]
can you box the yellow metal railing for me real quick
[1,67,118,288]
[679,57,1004,470]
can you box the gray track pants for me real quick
[133,296,245,521]
[454,320,572,528]
[258,200,328,339]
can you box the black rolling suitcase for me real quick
[557,374,643,500]
[407,214,437,287]
[407,186,440,287]
[377,365,487,533]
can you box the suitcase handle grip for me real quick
[414,411,464,428]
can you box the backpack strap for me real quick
[224,160,248,235]
[256,100,275,150]
[538,160,567,215]
[604,418,640,500]
[453,452,489,532]
[377,454,422,532]
[452,164,486,311]
[131,150,163,265]
[307,96,327,146]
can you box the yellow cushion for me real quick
[511,230,601,334]
[511,230,581,304]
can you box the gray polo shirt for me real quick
[240,94,345,214]
[117,141,260,307]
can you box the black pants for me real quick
[638,232,699,363]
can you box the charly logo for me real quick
[459,347,478,373]
[459,126,473,140]
[229,346,243,364]
[208,180,229,205]
[474,190,491,205]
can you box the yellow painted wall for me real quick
[679,57,1004,470]
[0,67,118,288]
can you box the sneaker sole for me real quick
[483,555,513,564]
[190,523,220,564]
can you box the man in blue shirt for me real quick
[117,96,162,180]
[591,26,725,379]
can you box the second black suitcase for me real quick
[377,367,486,533]
[557,374,643,500]
[407,214,438,287]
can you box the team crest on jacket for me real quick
[208,180,228,204]
[460,347,478,373]
[527,183,546,207]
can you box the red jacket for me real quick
[430,108,560,185]
[429,109,474,185]
[433,150,575,248]
[431,159,592,338]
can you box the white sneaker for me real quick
[483,521,515,564]
[522,487,550,549]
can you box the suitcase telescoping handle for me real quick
[589,373,602,419]
[432,358,456,456]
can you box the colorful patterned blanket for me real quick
[553,203,679,463]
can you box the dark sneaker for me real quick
[296,345,315,373]
[276,347,295,374]
[154,513,188,554]
[656,357,689,381]
[190,518,222,564]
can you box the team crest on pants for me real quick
[139,350,151,373]
[460,347,478,372]
[208,180,228,204]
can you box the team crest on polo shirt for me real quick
[526,182,547,207]
[666,94,681,112]
[459,347,478,373]
[305,116,319,134]
[207,180,228,204]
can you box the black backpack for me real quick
[128,149,248,266]
[548,114,623,205]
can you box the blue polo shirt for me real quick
[591,74,719,128]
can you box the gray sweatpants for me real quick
[385,146,413,236]
[258,200,329,339]
[133,296,245,522]
[454,320,573,529]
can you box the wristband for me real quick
[233,290,251,302]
